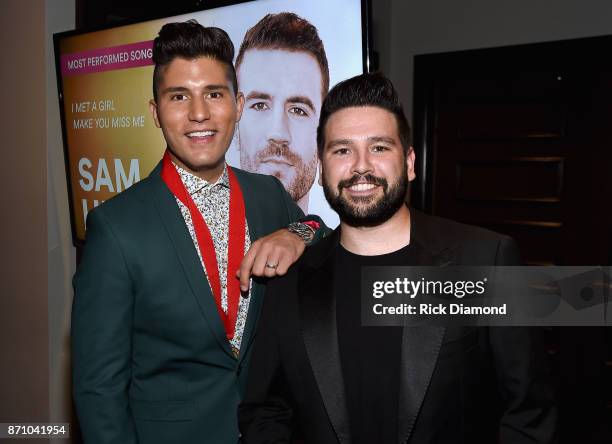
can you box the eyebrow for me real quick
[245,91,271,101]
[368,136,397,145]
[204,84,231,92]
[161,84,231,94]
[245,92,315,112]
[286,96,315,112]
[326,136,398,149]
[326,138,353,149]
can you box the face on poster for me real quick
[58,0,363,242]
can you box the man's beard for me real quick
[241,142,317,202]
[322,166,408,228]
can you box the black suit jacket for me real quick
[239,209,557,444]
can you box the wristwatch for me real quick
[287,221,316,246]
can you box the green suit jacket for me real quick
[72,162,306,444]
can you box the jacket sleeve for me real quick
[72,208,138,444]
[491,236,557,443]
[272,176,332,242]
[238,277,294,443]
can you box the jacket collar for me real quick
[300,207,460,270]
[174,161,230,195]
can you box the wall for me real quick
[0,0,75,440]
[0,0,49,431]
[374,0,612,121]
[47,0,76,439]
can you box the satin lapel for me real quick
[397,325,445,444]
[148,165,234,360]
[397,232,459,443]
[299,233,351,444]
[234,171,265,364]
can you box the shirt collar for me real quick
[174,162,230,195]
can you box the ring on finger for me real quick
[265,262,278,269]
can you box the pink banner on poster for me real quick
[61,40,154,76]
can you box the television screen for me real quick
[55,0,369,244]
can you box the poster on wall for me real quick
[55,0,368,244]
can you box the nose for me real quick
[267,107,291,145]
[188,96,210,122]
[351,148,374,175]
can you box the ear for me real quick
[406,146,416,182]
[235,91,245,123]
[149,99,161,129]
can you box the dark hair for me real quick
[317,72,411,158]
[235,12,329,96]
[152,20,237,100]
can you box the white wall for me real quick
[374,0,612,121]
[46,0,76,439]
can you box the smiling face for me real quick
[149,56,244,181]
[320,106,416,227]
[237,49,322,207]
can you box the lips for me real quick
[186,130,216,137]
[185,129,217,144]
[339,174,387,192]
[256,143,300,168]
[185,130,217,139]
[348,183,377,191]
[261,156,293,166]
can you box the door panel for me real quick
[413,36,612,444]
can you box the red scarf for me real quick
[161,151,246,340]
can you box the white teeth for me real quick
[349,183,376,191]
[187,130,215,137]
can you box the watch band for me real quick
[287,221,316,246]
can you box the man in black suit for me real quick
[239,72,556,443]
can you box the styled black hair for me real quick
[235,12,329,97]
[152,20,237,100]
[316,72,411,158]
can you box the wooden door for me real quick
[413,36,612,443]
[413,37,612,266]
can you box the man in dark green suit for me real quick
[72,21,322,444]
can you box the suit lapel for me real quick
[299,231,351,444]
[234,170,265,364]
[147,164,234,360]
[397,209,459,443]
[397,324,446,443]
